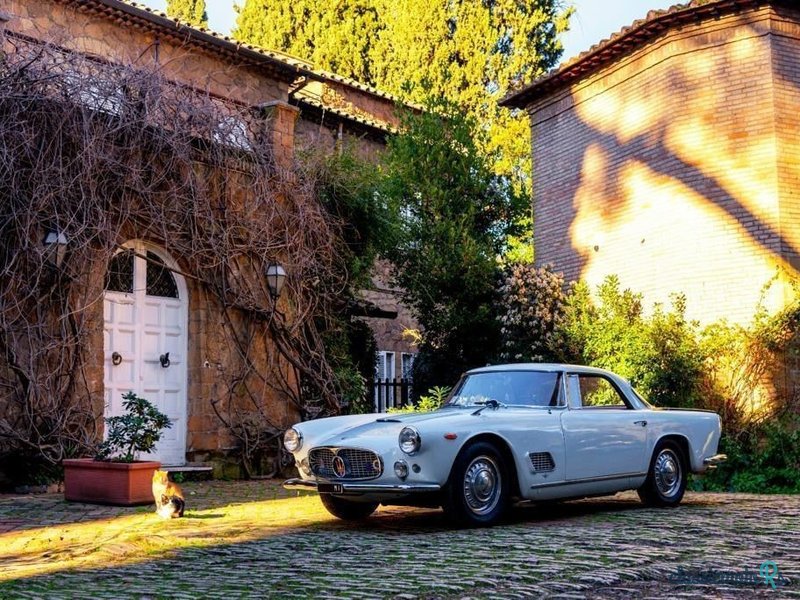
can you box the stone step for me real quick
[161,463,214,481]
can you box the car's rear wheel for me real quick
[638,440,687,507]
[319,493,378,520]
[443,441,510,527]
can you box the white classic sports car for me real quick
[283,364,726,526]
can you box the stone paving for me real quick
[0,482,797,599]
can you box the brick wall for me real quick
[360,261,418,371]
[529,6,800,325]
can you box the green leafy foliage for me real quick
[693,416,800,493]
[698,299,800,436]
[498,271,705,408]
[95,392,171,463]
[301,147,392,414]
[321,319,377,415]
[497,266,800,493]
[381,103,527,390]
[565,277,705,408]
[388,386,451,414]
[165,0,208,28]
[308,145,393,288]
[234,0,572,200]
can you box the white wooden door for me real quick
[103,241,188,465]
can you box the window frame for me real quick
[565,373,634,410]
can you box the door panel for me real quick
[561,374,648,481]
[103,242,187,465]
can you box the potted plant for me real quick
[63,392,171,505]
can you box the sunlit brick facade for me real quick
[504,0,800,326]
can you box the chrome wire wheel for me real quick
[653,448,682,498]
[462,455,502,516]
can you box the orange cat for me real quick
[152,470,185,519]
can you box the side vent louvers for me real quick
[529,452,555,473]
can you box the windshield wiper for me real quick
[471,399,506,416]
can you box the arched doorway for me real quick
[103,241,188,465]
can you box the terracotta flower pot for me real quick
[63,458,160,506]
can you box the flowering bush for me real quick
[496,263,573,363]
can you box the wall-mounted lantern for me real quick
[43,231,68,268]
[265,263,287,300]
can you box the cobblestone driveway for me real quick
[0,482,797,599]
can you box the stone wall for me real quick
[0,0,413,471]
[527,5,800,325]
[360,261,418,378]
[5,0,288,107]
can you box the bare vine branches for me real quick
[0,32,352,472]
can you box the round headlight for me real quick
[398,427,421,455]
[283,428,303,453]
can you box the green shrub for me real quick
[96,392,171,462]
[496,267,800,493]
[388,386,451,414]
[697,298,800,438]
[562,276,704,408]
[694,416,800,494]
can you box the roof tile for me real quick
[501,0,778,108]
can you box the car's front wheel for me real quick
[443,441,510,527]
[319,493,378,520]
[638,440,687,507]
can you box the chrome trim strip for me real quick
[310,445,382,454]
[703,454,727,466]
[283,478,441,494]
[530,471,647,489]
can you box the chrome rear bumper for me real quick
[703,454,728,467]
[283,478,441,494]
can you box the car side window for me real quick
[574,374,630,409]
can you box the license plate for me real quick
[318,483,343,493]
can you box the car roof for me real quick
[466,363,617,377]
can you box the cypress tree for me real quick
[234,0,572,194]
[166,0,208,28]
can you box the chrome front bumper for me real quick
[283,478,441,494]
[703,454,728,467]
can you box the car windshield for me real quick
[447,371,561,408]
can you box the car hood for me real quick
[298,409,470,448]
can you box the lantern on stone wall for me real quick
[43,230,68,268]
[265,263,286,300]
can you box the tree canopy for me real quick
[380,103,527,388]
[166,0,208,28]
[234,0,571,192]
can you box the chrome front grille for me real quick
[308,447,383,480]
[529,452,555,473]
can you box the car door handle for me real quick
[633,420,647,427]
